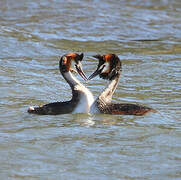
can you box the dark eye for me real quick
[74,56,80,63]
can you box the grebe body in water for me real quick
[28,53,94,115]
[88,54,156,116]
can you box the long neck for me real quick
[62,71,81,89]
[62,71,94,113]
[62,71,82,100]
[98,72,121,104]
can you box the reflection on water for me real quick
[0,0,181,179]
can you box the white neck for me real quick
[90,74,121,114]
[99,75,120,103]
[63,71,94,113]
[63,71,81,88]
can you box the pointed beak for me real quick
[75,63,88,81]
[88,68,102,80]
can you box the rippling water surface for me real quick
[0,0,181,179]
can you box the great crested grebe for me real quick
[28,53,94,115]
[88,54,156,116]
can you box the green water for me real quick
[0,0,181,179]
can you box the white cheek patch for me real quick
[101,62,109,73]
[62,56,67,65]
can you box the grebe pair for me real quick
[28,53,155,115]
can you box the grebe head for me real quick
[88,54,122,81]
[59,53,87,80]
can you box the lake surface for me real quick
[0,0,181,179]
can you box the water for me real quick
[0,0,181,179]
